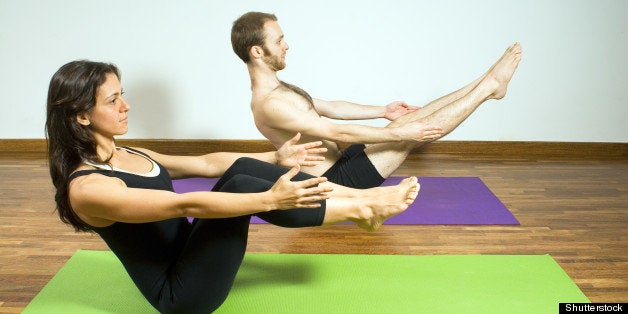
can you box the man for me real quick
[231,12,522,189]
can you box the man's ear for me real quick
[249,45,264,60]
[76,112,90,126]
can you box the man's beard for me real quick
[262,49,286,71]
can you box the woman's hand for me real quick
[276,133,327,168]
[268,165,332,209]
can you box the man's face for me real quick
[261,21,289,71]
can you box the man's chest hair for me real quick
[279,81,314,109]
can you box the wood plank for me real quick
[1,139,626,159]
[0,148,626,312]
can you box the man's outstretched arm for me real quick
[261,98,441,144]
[313,99,420,121]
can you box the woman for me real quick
[46,60,419,313]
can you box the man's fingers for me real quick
[418,122,441,130]
[422,125,443,132]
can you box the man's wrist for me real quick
[390,127,403,141]
[380,106,388,119]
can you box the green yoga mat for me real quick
[24,250,588,314]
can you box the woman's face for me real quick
[79,73,130,138]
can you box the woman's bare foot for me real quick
[484,42,522,100]
[353,177,420,232]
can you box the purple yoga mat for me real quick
[171,176,519,225]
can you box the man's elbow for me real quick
[324,127,354,144]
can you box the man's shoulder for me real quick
[254,87,310,112]
[279,81,314,108]
[251,90,286,110]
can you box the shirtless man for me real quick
[231,12,522,189]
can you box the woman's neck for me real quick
[93,135,117,162]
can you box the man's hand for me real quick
[396,121,444,142]
[384,101,421,121]
[276,133,328,168]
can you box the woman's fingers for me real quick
[280,165,301,181]
[300,140,323,150]
[306,148,327,155]
[294,184,332,207]
[295,176,329,189]
[293,194,331,208]
[288,132,302,145]
[273,170,333,209]
[299,186,333,197]
[299,157,325,166]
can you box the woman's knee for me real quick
[219,174,272,193]
[222,157,273,180]
[232,157,267,170]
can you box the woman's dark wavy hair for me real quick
[45,60,120,232]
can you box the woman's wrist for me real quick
[259,190,277,212]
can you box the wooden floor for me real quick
[0,149,626,312]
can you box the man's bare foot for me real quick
[485,42,522,100]
[354,177,420,232]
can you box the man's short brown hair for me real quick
[231,12,278,63]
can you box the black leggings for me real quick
[150,158,326,313]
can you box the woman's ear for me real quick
[76,112,90,126]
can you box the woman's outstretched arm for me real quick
[135,133,326,179]
[68,165,331,227]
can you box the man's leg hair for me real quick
[364,43,522,178]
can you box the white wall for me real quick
[1,0,626,142]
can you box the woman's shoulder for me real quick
[68,169,126,208]
[69,164,102,180]
[66,169,119,229]
[74,163,98,172]
[124,146,156,157]
[68,165,121,187]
